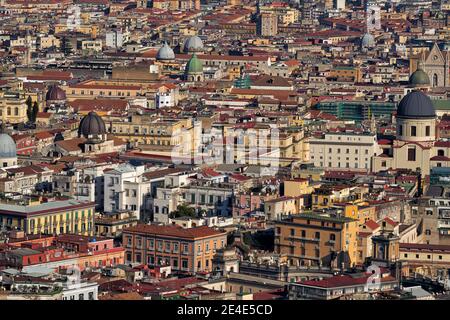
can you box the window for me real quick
[426,126,430,136]
[290,228,295,236]
[411,126,417,136]
[398,125,403,136]
[330,234,336,241]
[315,232,320,239]
[79,293,84,300]
[408,148,416,161]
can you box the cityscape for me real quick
[0,0,449,304]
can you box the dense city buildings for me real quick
[0,0,448,304]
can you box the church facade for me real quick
[373,90,450,176]
[410,43,450,88]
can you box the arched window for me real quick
[438,149,445,156]
[433,74,438,87]
[7,107,11,116]
[14,107,18,116]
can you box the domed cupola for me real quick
[46,84,66,102]
[78,111,107,142]
[156,41,175,61]
[0,133,17,167]
[185,53,204,82]
[183,35,204,53]
[409,61,430,88]
[396,90,436,143]
[361,32,375,50]
[397,90,436,119]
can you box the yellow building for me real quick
[335,203,377,227]
[274,212,358,268]
[0,199,95,236]
[65,80,142,101]
[264,196,304,221]
[0,92,28,124]
[39,35,61,49]
[55,24,99,38]
[108,114,198,156]
[329,66,362,82]
[284,178,314,197]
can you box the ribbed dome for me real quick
[156,42,175,61]
[183,35,204,53]
[46,84,66,101]
[361,32,375,48]
[397,91,436,119]
[78,112,106,139]
[409,62,430,86]
[0,133,16,158]
[185,53,203,74]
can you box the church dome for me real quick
[397,90,436,119]
[185,53,203,74]
[183,35,204,53]
[0,133,16,158]
[361,32,375,48]
[156,42,175,61]
[78,112,106,139]
[46,84,66,101]
[409,62,430,86]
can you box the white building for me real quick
[309,131,381,172]
[103,164,151,219]
[105,30,127,49]
[153,172,195,224]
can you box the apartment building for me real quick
[0,199,95,236]
[153,171,194,224]
[400,243,450,279]
[264,196,305,221]
[108,114,197,155]
[103,164,151,219]
[309,131,381,172]
[122,224,227,273]
[274,212,358,268]
[181,180,235,217]
[409,197,450,245]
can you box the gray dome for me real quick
[361,32,375,48]
[397,90,436,119]
[0,133,16,158]
[184,35,204,53]
[156,42,175,61]
[78,112,106,139]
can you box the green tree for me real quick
[169,204,196,219]
[31,101,39,122]
[26,96,33,122]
